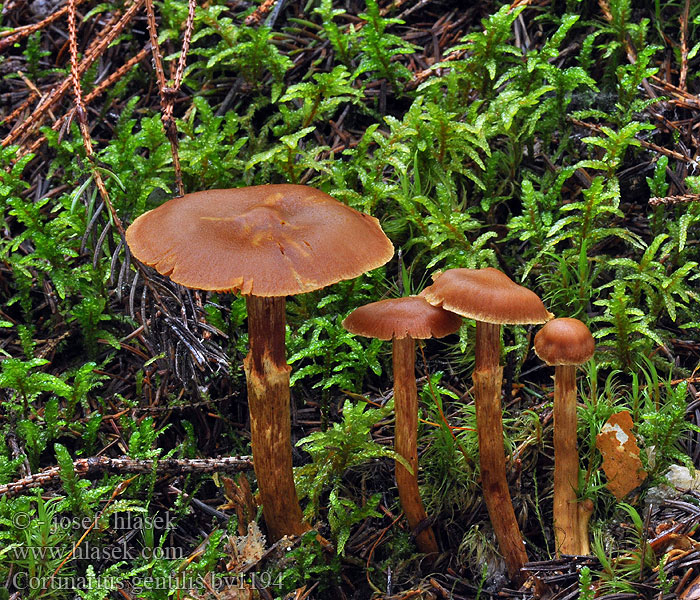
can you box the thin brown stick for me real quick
[85,46,152,104]
[420,345,475,460]
[569,117,694,163]
[144,0,194,196]
[0,456,254,498]
[174,0,197,90]
[0,0,88,50]
[245,0,277,25]
[638,139,693,163]
[144,0,169,95]
[679,0,690,90]
[598,0,612,23]
[650,75,700,105]
[68,0,124,235]
[365,512,403,594]
[407,49,467,90]
[1,91,39,128]
[649,194,700,206]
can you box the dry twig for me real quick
[144,0,196,196]
[679,0,691,90]
[0,0,88,51]
[649,194,700,206]
[68,0,124,234]
[569,117,696,164]
[0,455,254,498]
[244,0,277,25]
[20,45,151,161]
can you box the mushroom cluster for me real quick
[127,184,597,579]
[418,271,596,571]
[126,184,393,541]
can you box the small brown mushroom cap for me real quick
[534,318,595,366]
[421,268,553,325]
[125,184,394,296]
[342,296,462,340]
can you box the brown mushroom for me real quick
[342,296,461,554]
[534,317,595,556]
[126,184,394,541]
[422,268,552,581]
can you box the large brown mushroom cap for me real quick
[342,296,462,340]
[421,267,553,325]
[125,184,394,296]
[534,317,595,366]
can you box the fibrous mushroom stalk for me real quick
[533,317,595,556]
[393,336,439,554]
[341,296,460,555]
[553,364,586,555]
[244,295,308,540]
[474,321,528,582]
[421,269,551,582]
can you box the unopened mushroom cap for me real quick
[342,296,462,341]
[421,268,553,325]
[534,318,595,366]
[125,184,394,296]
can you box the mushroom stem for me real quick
[553,364,581,555]
[577,499,593,555]
[244,295,308,540]
[393,336,439,555]
[473,321,528,582]
[475,321,501,372]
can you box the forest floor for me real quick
[2,0,700,598]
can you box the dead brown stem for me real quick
[68,0,124,235]
[0,456,254,498]
[245,0,278,25]
[650,194,700,206]
[18,46,150,162]
[144,0,195,196]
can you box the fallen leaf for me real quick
[595,411,647,500]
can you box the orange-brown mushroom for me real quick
[343,296,461,554]
[534,318,595,556]
[126,184,394,541]
[422,268,552,581]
